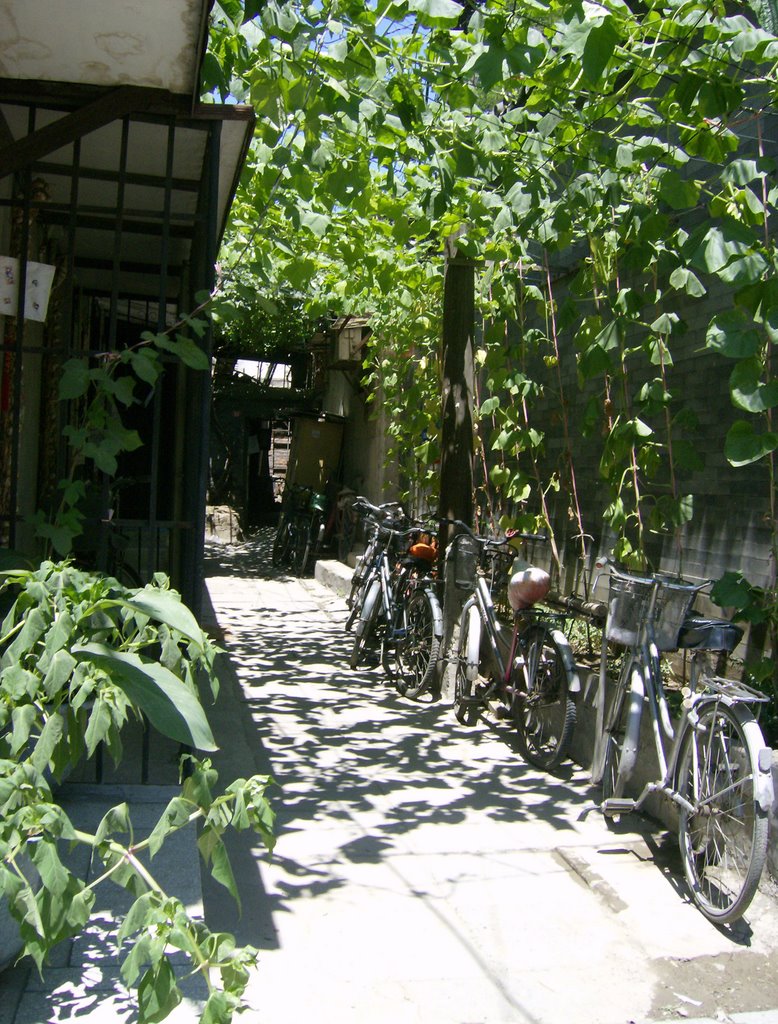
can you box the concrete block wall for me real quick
[496,276,774,596]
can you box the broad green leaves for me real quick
[0,560,276,1024]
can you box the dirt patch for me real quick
[648,948,778,1020]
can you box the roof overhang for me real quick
[0,1,253,301]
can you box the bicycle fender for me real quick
[356,578,381,638]
[425,587,444,639]
[620,663,645,785]
[721,701,774,813]
[464,604,482,683]
[550,628,580,693]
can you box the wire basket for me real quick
[450,534,479,590]
[606,571,698,650]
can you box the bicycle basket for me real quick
[606,572,698,650]
[451,533,479,589]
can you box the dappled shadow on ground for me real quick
[203,533,620,953]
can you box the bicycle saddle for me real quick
[677,616,743,652]
[508,567,551,611]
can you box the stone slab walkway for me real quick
[2,530,777,1024]
[199,533,778,1024]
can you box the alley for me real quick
[200,533,778,1024]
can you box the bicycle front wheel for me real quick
[349,577,382,670]
[454,604,481,726]
[601,660,644,802]
[676,702,769,924]
[392,587,442,699]
[271,520,291,568]
[513,625,576,771]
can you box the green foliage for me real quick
[0,561,275,1023]
[35,317,210,558]
[207,1,778,669]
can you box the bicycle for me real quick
[344,497,407,631]
[449,522,580,771]
[272,484,329,575]
[591,559,774,924]
[347,500,443,698]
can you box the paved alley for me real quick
[199,533,778,1024]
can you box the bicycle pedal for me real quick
[601,798,636,816]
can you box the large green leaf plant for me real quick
[0,562,275,1023]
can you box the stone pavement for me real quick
[2,530,778,1024]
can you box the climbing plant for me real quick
[206,0,778,699]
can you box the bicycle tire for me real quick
[513,624,576,771]
[454,605,481,726]
[345,577,367,631]
[676,701,769,924]
[349,577,381,670]
[271,520,291,568]
[601,659,644,803]
[300,511,321,576]
[392,587,442,699]
[290,516,308,575]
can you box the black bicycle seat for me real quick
[677,616,744,652]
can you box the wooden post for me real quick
[439,234,475,538]
[438,236,475,694]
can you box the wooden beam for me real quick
[0,85,168,180]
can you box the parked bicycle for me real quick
[272,484,329,576]
[347,498,443,699]
[591,559,774,924]
[449,522,580,771]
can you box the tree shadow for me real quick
[202,531,618,953]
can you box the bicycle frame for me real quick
[461,570,580,700]
[461,574,518,693]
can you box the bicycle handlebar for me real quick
[441,519,547,549]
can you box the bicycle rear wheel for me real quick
[513,625,576,771]
[676,702,769,924]
[392,586,442,699]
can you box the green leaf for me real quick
[129,350,162,385]
[729,358,778,412]
[137,960,182,1024]
[73,644,217,751]
[299,209,331,239]
[122,589,205,647]
[706,311,761,358]
[582,16,618,85]
[30,839,70,897]
[407,0,462,27]
[724,419,778,466]
[669,267,706,297]
[659,171,700,211]
[10,704,38,756]
[58,360,91,401]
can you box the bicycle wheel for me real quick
[676,702,769,924]
[392,586,442,699]
[349,577,382,670]
[271,520,291,568]
[300,511,321,576]
[290,516,308,575]
[513,625,576,771]
[454,605,482,726]
[601,660,644,803]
